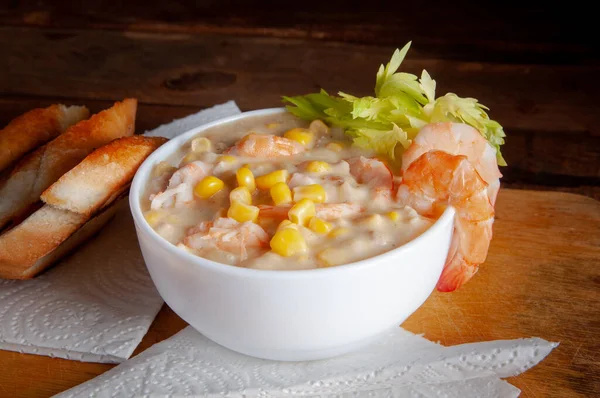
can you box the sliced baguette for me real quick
[0,98,137,229]
[0,205,89,279]
[0,104,90,173]
[15,200,123,280]
[42,136,168,216]
[0,135,167,279]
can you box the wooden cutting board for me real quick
[0,189,598,397]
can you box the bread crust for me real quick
[0,98,137,229]
[19,200,121,279]
[0,205,89,278]
[0,132,167,279]
[0,104,89,173]
[42,136,167,216]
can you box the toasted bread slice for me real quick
[0,135,166,279]
[0,205,89,278]
[15,200,122,280]
[0,197,128,280]
[42,136,168,216]
[0,98,137,229]
[0,104,90,174]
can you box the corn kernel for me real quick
[305,161,331,173]
[359,214,384,228]
[190,137,212,153]
[152,161,176,177]
[293,184,326,203]
[277,220,296,230]
[288,199,315,227]
[194,176,225,199]
[236,166,256,191]
[270,182,292,205]
[266,122,280,129]
[328,227,350,238]
[181,152,199,164]
[284,128,314,146]
[230,186,252,205]
[308,217,332,235]
[387,211,400,221]
[326,141,345,152]
[227,201,259,223]
[270,227,307,257]
[255,169,289,190]
[144,210,164,226]
[309,119,329,135]
[218,155,238,164]
[317,249,338,267]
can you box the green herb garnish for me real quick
[282,42,507,166]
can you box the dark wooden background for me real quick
[0,3,599,397]
[1,1,598,199]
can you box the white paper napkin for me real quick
[56,325,557,397]
[0,101,242,363]
[143,100,241,138]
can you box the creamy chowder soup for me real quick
[142,112,433,270]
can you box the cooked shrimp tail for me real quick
[436,217,493,292]
[397,150,495,292]
[401,122,502,205]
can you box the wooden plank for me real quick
[1,27,598,136]
[0,189,597,397]
[0,2,596,64]
[1,96,598,199]
[404,190,600,397]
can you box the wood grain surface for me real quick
[0,2,595,62]
[0,2,599,396]
[0,26,598,198]
[0,189,597,397]
[1,1,599,199]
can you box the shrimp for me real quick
[258,203,364,221]
[347,156,394,201]
[224,133,305,158]
[401,122,502,205]
[150,161,212,209]
[183,217,270,262]
[396,150,494,292]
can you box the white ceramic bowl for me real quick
[129,108,455,361]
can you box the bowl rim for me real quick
[129,107,456,280]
